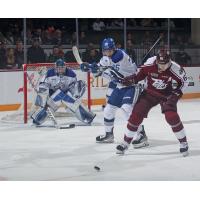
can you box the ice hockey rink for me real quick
[0,99,199,181]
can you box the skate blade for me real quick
[116,150,125,155]
[133,141,149,149]
[181,151,189,157]
[96,139,114,144]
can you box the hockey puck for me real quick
[94,166,100,171]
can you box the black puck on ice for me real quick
[94,166,100,171]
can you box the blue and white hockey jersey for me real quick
[98,49,137,88]
[39,68,77,95]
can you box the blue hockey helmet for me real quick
[55,59,65,75]
[101,38,116,51]
[55,58,65,67]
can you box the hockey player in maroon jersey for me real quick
[116,48,189,157]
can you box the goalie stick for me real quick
[26,71,75,129]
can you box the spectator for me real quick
[14,40,24,69]
[27,37,46,63]
[116,42,122,49]
[170,32,177,46]
[92,19,105,31]
[183,35,194,47]
[64,50,77,62]
[58,45,65,58]
[174,35,184,46]
[52,29,62,45]
[127,32,135,44]
[127,19,137,27]
[0,41,7,69]
[82,48,101,63]
[6,32,14,44]
[161,19,176,28]
[70,32,77,45]
[126,39,137,61]
[43,29,54,45]
[33,28,43,44]
[111,19,123,28]
[175,46,192,65]
[140,18,153,27]
[26,29,33,45]
[79,31,88,44]
[141,31,153,46]
[6,48,16,68]
[0,32,6,42]
[48,46,64,62]
[82,42,96,58]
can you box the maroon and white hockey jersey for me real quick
[135,60,187,97]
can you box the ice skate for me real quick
[132,125,149,148]
[116,141,129,154]
[180,142,189,157]
[96,128,114,143]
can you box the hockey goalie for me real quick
[31,59,96,127]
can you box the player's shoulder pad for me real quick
[65,68,76,78]
[99,56,110,66]
[170,61,185,77]
[111,49,124,63]
[46,68,56,77]
[144,56,157,66]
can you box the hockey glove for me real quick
[165,92,182,106]
[120,74,136,86]
[90,62,100,73]
[80,62,90,72]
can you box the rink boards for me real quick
[0,67,200,111]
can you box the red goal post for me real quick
[23,62,91,124]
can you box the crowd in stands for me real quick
[0,19,193,46]
[0,19,195,69]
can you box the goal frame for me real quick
[23,62,91,124]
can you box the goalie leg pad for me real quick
[61,91,96,124]
[35,86,49,107]
[47,89,65,112]
[31,107,48,125]
[62,91,80,111]
[74,104,96,124]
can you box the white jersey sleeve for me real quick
[143,56,157,66]
[96,49,138,88]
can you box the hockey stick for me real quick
[72,46,83,64]
[72,45,125,83]
[26,72,75,129]
[140,35,163,65]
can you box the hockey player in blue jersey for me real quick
[80,38,148,148]
[31,59,96,126]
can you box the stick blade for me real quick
[59,124,75,129]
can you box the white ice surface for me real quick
[0,99,199,181]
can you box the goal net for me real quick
[1,62,91,124]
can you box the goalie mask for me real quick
[101,38,116,57]
[156,49,171,72]
[55,59,66,76]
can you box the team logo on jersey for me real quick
[151,78,168,89]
